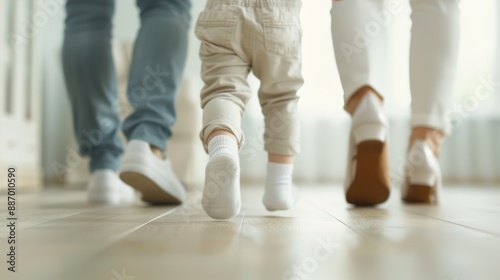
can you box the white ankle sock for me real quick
[263,162,297,211]
[202,135,241,219]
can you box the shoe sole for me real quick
[346,140,390,206]
[120,172,181,205]
[402,184,436,204]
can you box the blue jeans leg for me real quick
[62,0,123,172]
[122,0,191,152]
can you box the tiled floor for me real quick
[1,185,499,280]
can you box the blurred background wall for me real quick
[0,0,499,190]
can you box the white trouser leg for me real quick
[331,0,389,103]
[409,0,460,135]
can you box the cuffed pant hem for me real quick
[264,140,300,156]
[90,152,120,172]
[129,129,168,152]
[343,81,386,109]
[200,99,245,153]
[200,122,245,153]
[411,113,450,136]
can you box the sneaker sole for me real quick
[120,172,181,205]
[345,140,390,206]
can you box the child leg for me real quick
[197,11,252,218]
[264,155,297,211]
[252,1,304,210]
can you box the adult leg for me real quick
[251,0,303,211]
[122,0,191,152]
[404,0,460,203]
[331,0,391,112]
[63,0,134,204]
[331,0,391,205]
[63,0,122,172]
[409,0,460,154]
[119,0,191,205]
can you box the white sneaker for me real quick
[119,140,185,205]
[120,182,136,203]
[402,139,441,204]
[345,94,390,206]
[87,170,136,205]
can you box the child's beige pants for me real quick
[196,0,304,156]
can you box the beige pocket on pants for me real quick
[263,17,301,55]
[195,10,238,49]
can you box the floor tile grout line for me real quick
[305,197,359,233]
[106,207,181,244]
[238,212,246,233]
[59,206,181,278]
[17,201,169,230]
[307,195,500,239]
[19,206,179,238]
[402,209,500,238]
[74,207,181,259]
[14,205,116,230]
[234,211,246,256]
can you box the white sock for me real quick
[263,162,297,211]
[202,135,241,219]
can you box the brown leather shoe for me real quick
[345,94,390,206]
[402,140,441,204]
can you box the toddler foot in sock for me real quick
[263,162,297,211]
[202,135,241,219]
